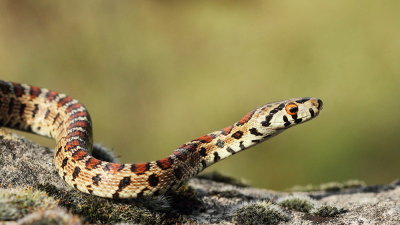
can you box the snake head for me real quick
[258,97,323,131]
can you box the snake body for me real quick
[0,81,322,198]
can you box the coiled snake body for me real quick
[0,81,323,198]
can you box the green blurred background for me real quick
[1,0,399,190]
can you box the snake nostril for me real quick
[317,99,323,110]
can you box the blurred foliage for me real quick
[0,0,399,190]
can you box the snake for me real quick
[0,80,323,199]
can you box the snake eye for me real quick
[285,103,298,115]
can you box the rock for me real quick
[0,129,399,224]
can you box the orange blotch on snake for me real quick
[57,96,73,108]
[194,135,214,143]
[221,125,233,135]
[131,163,150,175]
[238,110,255,125]
[66,140,84,150]
[29,86,41,99]
[72,150,87,161]
[86,158,102,169]
[156,157,173,170]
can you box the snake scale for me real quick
[0,80,322,198]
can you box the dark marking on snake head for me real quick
[213,152,221,162]
[317,99,323,110]
[148,174,159,187]
[283,115,291,127]
[295,97,311,104]
[232,131,244,139]
[61,157,68,168]
[73,184,77,189]
[249,128,263,136]
[92,174,101,186]
[216,139,225,148]
[118,176,131,191]
[269,103,285,114]
[174,168,183,180]
[309,108,315,118]
[199,147,207,157]
[261,114,273,127]
[72,167,81,181]
[291,114,302,124]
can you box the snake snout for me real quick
[310,98,323,111]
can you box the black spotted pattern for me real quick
[174,168,183,179]
[283,115,291,127]
[148,174,159,187]
[213,152,220,162]
[216,139,225,148]
[117,176,131,192]
[199,147,207,156]
[92,174,101,186]
[72,167,81,181]
[249,128,263,136]
[61,158,68,168]
[226,147,236,154]
[232,131,244,139]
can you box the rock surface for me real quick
[0,129,399,225]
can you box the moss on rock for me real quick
[233,201,290,225]
[277,196,316,213]
[0,186,59,221]
[313,205,347,217]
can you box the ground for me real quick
[0,129,399,225]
